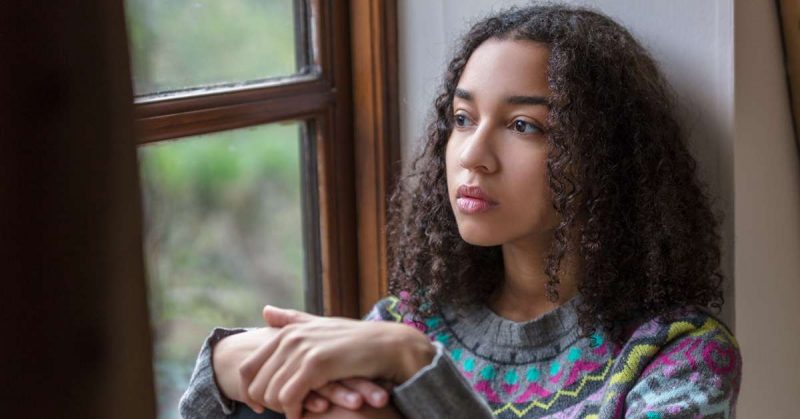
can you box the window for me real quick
[124,0,399,417]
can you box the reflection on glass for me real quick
[125,0,297,95]
[139,122,305,418]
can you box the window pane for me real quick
[125,0,298,96]
[139,122,306,418]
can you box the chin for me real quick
[457,225,504,247]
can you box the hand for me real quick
[301,379,395,414]
[212,328,392,414]
[213,327,279,411]
[239,306,435,419]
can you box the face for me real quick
[446,38,559,247]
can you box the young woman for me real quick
[180,5,741,419]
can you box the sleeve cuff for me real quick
[391,341,495,419]
[179,327,251,418]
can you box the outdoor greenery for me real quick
[126,0,296,95]
[125,1,303,418]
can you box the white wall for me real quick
[399,0,734,324]
[397,0,800,414]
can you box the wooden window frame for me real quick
[350,0,400,316]
[132,0,399,319]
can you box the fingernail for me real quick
[346,394,359,404]
[371,391,385,404]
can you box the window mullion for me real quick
[134,80,334,143]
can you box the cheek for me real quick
[507,152,547,191]
[444,138,457,168]
[505,154,555,215]
[444,140,459,190]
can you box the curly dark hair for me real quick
[386,4,725,340]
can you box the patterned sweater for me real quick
[366,293,741,419]
[180,293,741,418]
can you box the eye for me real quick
[511,119,541,135]
[454,113,474,128]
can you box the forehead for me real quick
[456,38,551,97]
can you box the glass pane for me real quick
[125,0,298,96]
[139,122,306,418]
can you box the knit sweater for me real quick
[372,293,741,418]
[180,293,741,418]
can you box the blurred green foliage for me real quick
[125,0,296,95]
[140,124,307,419]
[125,1,303,417]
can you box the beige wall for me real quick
[733,0,800,416]
[398,0,800,414]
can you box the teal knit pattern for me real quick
[365,294,741,418]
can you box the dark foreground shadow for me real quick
[228,404,287,419]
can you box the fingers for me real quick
[300,380,392,417]
[263,305,317,327]
[237,333,281,414]
[314,382,363,410]
[246,358,276,410]
[303,391,330,413]
[234,356,269,413]
[376,379,396,392]
[240,324,286,396]
[244,334,288,410]
[262,343,321,413]
[264,354,301,410]
[339,378,389,408]
[280,365,320,419]
[240,402,264,414]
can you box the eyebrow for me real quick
[454,88,550,107]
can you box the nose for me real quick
[458,123,498,173]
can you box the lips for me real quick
[456,185,498,214]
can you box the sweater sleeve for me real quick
[365,296,495,419]
[623,317,742,418]
[178,301,397,419]
[179,327,251,419]
[391,340,495,419]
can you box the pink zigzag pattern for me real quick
[642,337,702,376]
[502,383,520,395]
[593,342,609,356]
[474,381,503,404]
[513,382,551,403]
[564,361,603,387]
[474,361,605,405]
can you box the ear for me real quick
[262,305,316,327]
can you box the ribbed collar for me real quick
[438,293,584,365]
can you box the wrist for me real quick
[211,333,242,400]
[392,326,436,384]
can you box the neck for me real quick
[488,232,580,322]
